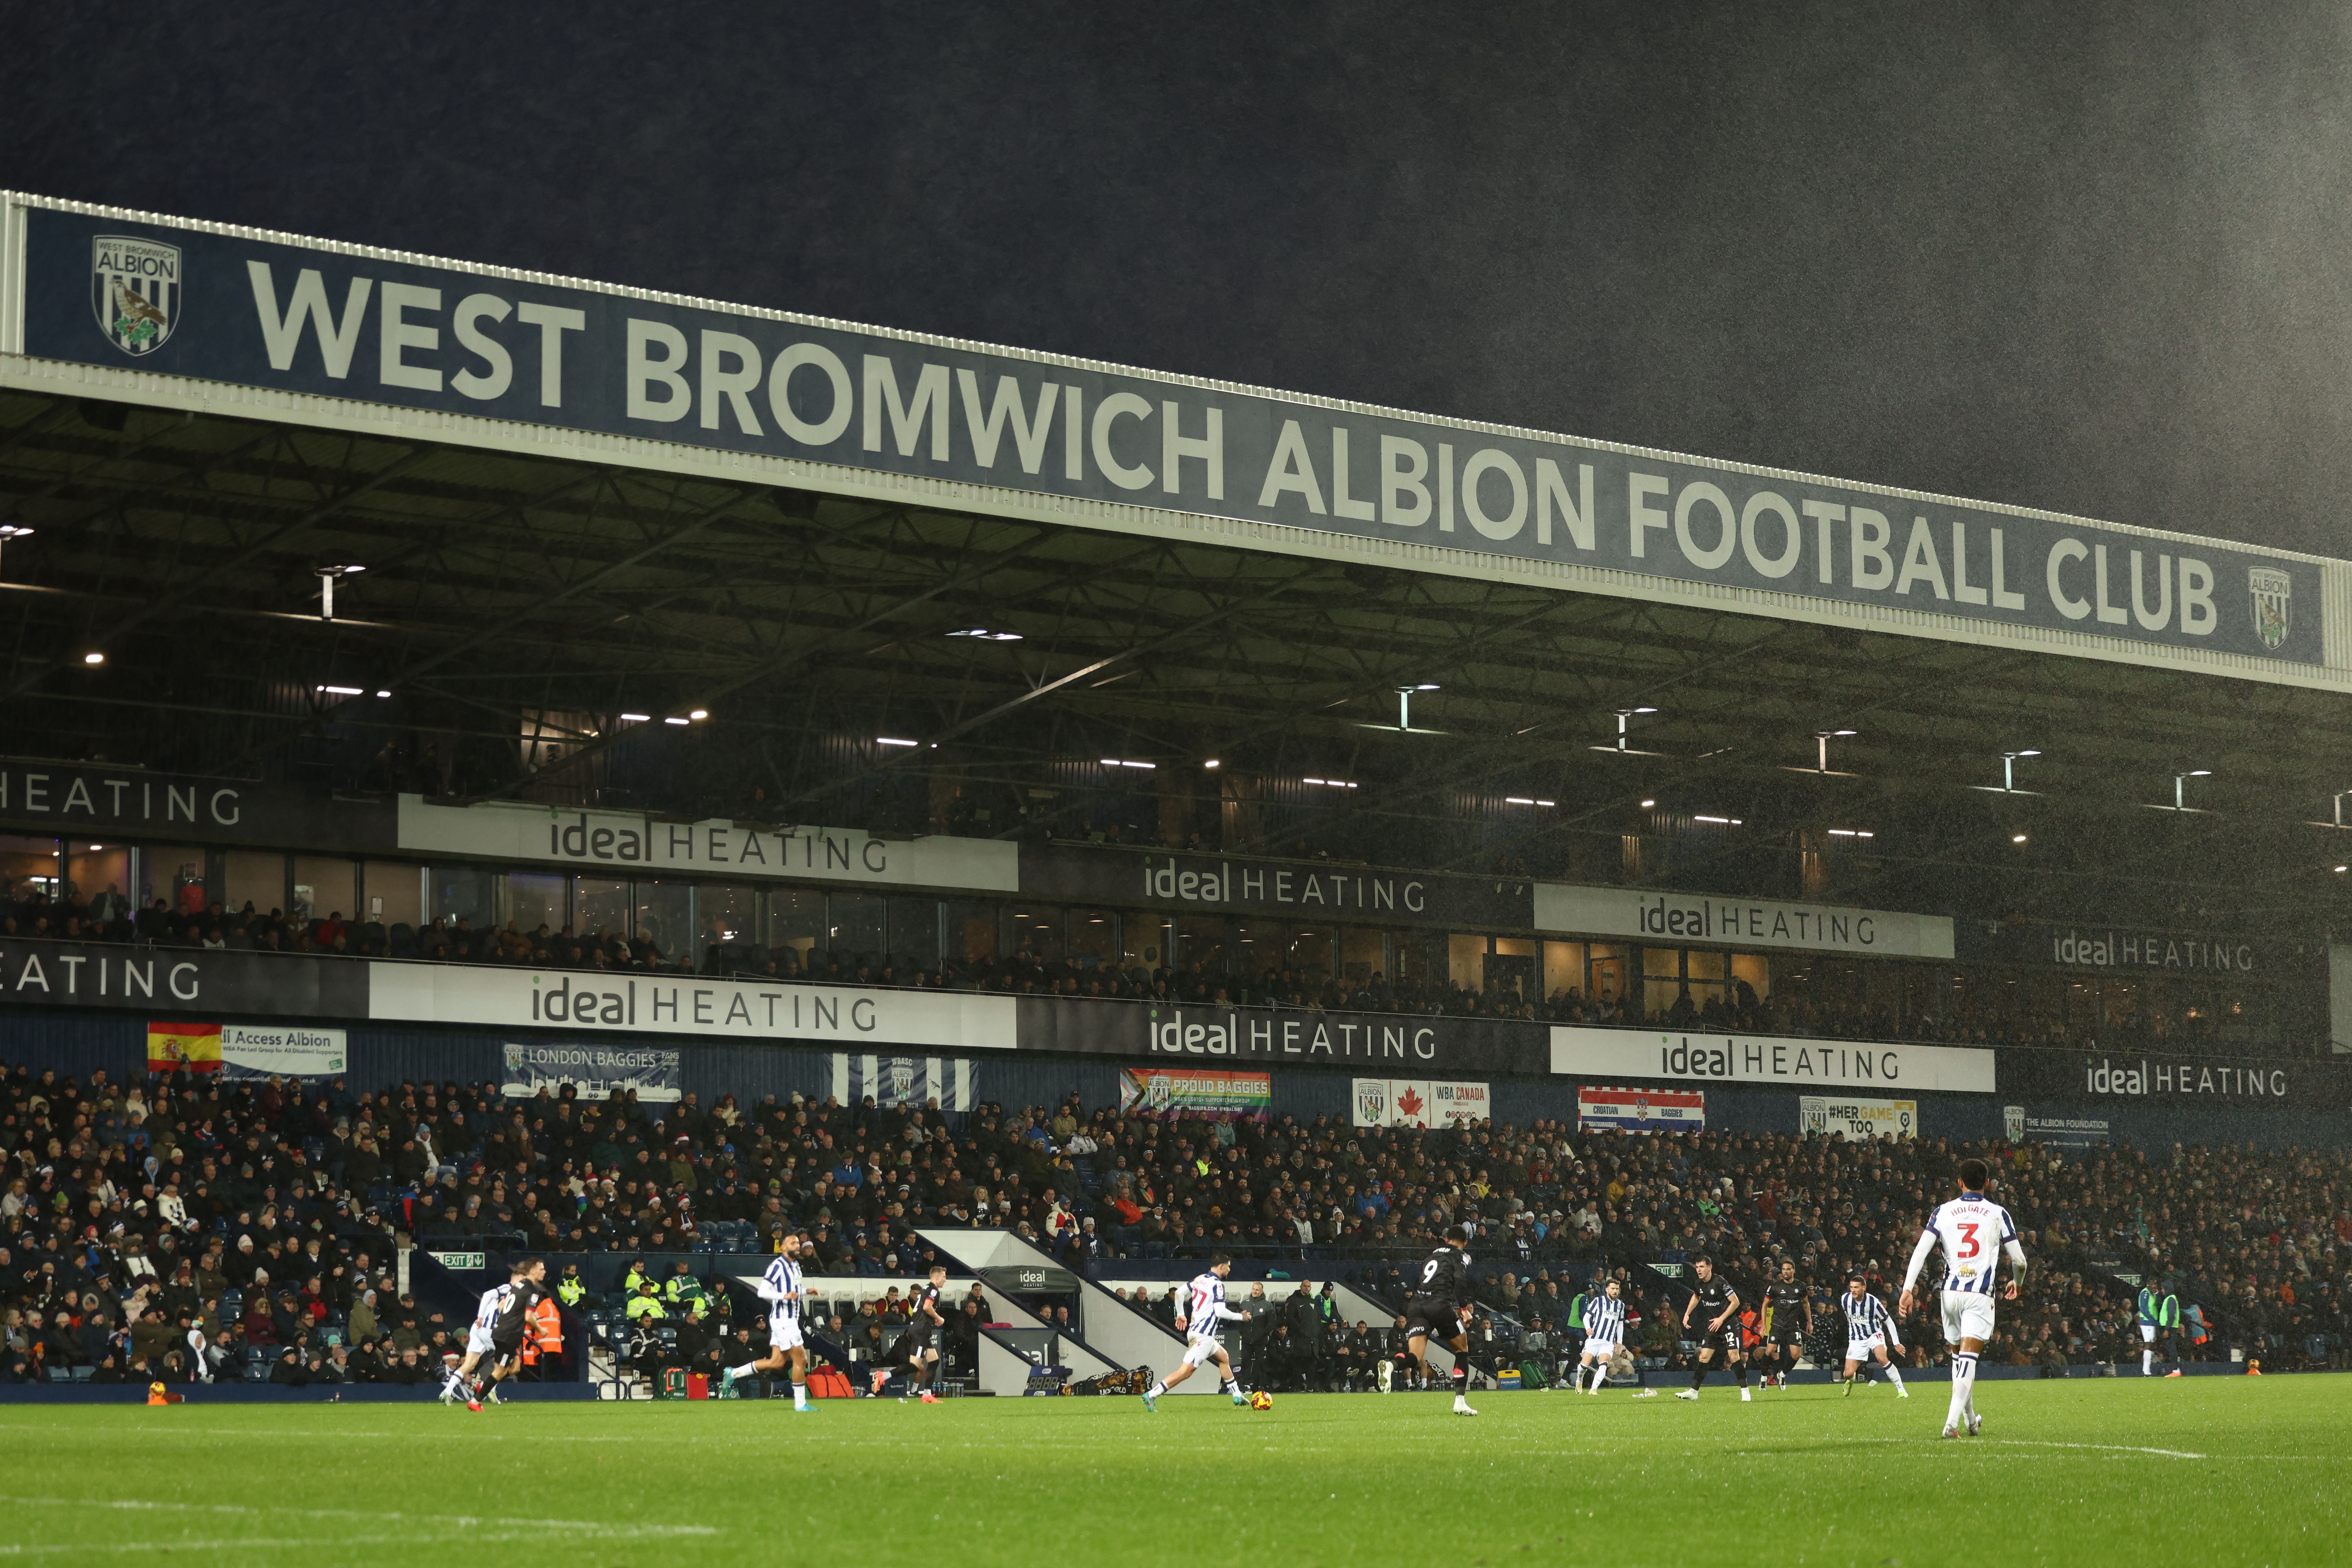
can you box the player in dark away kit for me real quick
[1403,1225,1480,1416]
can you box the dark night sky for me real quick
[8,3,2352,556]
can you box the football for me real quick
[1249,1390,1274,1411]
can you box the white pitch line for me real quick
[0,1497,714,1534]
[1991,1440,2207,1460]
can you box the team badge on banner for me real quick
[90,235,181,355]
[147,1021,222,1074]
[832,1053,981,1110]
[2250,567,2292,651]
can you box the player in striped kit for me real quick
[1836,1275,1907,1397]
[1141,1253,1253,1411]
[1901,1158,2027,1440]
[1574,1277,1626,1393]
[442,1260,531,1411]
[720,1232,814,1411]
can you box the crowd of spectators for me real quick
[6,1053,2349,1389]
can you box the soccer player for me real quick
[443,1262,523,1411]
[719,1231,813,1411]
[1142,1252,1252,1410]
[2138,1278,2183,1376]
[1758,1260,1811,1389]
[1901,1157,2027,1440]
[1836,1274,1907,1398]
[1575,1277,1626,1393]
[910,1263,950,1402]
[1675,1256,1748,1402]
[1403,1225,1480,1416]
[479,1256,550,1403]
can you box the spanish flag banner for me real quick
[147,1021,222,1074]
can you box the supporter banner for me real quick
[1533,883,1952,958]
[1578,1085,1706,1134]
[398,795,1017,891]
[1023,846,1526,928]
[1350,1077,1490,1129]
[0,756,384,850]
[216,1023,347,1078]
[1799,1093,1917,1140]
[9,199,2321,668]
[367,962,1017,1048]
[1996,1049,2349,1110]
[831,1053,982,1111]
[0,943,369,1017]
[1550,1025,1995,1092]
[2002,1104,2111,1149]
[1957,918,2290,976]
[501,1040,680,1102]
[1119,1066,1272,1117]
[1018,996,1548,1076]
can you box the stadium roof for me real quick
[3,194,2350,935]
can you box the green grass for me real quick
[2,1376,2346,1565]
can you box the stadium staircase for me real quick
[916,1228,1183,1391]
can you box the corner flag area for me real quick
[4,1380,2341,1565]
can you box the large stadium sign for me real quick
[3,194,2338,682]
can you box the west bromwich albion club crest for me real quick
[2249,567,2291,652]
[91,235,181,356]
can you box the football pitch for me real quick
[3,1378,2344,1566]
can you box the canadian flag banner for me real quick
[1350,1077,1489,1129]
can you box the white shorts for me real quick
[2139,1324,2157,1343]
[1181,1335,1224,1369]
[769,1314,804,1352]
[1846,1334,1886,1359]
[1941,1291,1997,1345]
[1582,1339,1619,1361]
[465,1324,497,1357]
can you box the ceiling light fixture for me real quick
[664,716,690,727]
[620,712,650,723]
[689,709,708,721]
[2012,833,2029,844]
[947,628,1023,641]
[876,737,919,747]
[314,563,366,621]
[81,651,103,666]
[1693,814,1742,826]
[375,689,391,699]
[1640,798,1656,809]
[1100,759,1156,770]
[316,684,364,696]
[1203,759,1220,769]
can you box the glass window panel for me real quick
[1003,905,1061,962]
[1543,941,1585,1002]
[1176,914,1227,976]
[362,863,424,929]
[64,842,129,922]
[1729,952,1770,1003]
[1068,908,1119,969]
[1126,915,1172,971]
[830,893,886,963]
[697,884,759,968]
[1584,943,1631,1004]
[223,850,285,919]
[429,864,496,929]
[1642,946,1682,979]
[1288,925,1334,975]
[138,846,209,917]
[1231,918,1282,980]
[0,835,61,909]
[1448,932,1485,991]
[1392,930,1436,984]
[293,856,358,927]
[1685,949,1725,983]
[889,897,942,970]
[1340,925,1385,983]
[632,880,693,964]
[504,872,567,937]
[940,898,997,966]
[576,878,632,946]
